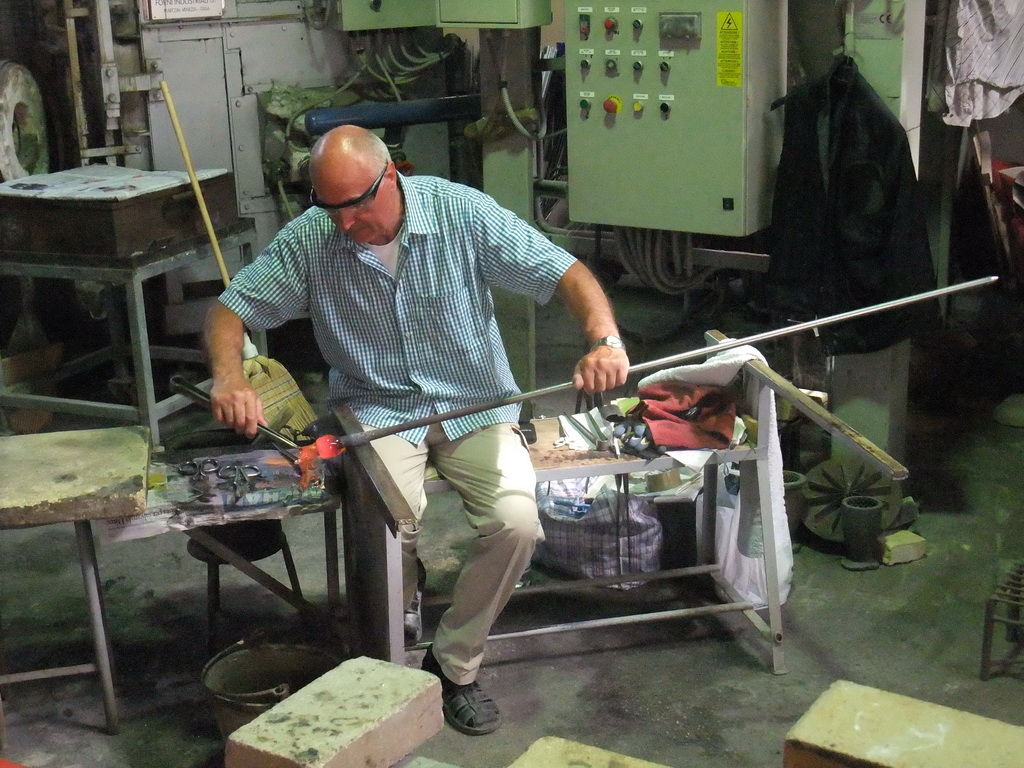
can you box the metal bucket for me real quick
[201,639,341,738]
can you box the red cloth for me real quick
[635,381,738,450]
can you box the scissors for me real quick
[176,457,221,476]
[177,458,262,480]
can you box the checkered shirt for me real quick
[220,174,576,443]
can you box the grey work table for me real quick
[0,425,151,742]
[336,333,908,675]
[0,219,259,446]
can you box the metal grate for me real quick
[981,560,1024,680]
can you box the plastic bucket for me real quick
[201,640,341,737]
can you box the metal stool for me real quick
[981,560,1024,680]
[186,520,302,656]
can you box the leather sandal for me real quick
[421,645,502,735]
[441,680,501,736]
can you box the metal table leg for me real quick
[74,520,119,734]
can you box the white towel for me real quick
[641,345,793,607]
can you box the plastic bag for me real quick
[534,475,662,588]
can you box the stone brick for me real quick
[0,426,149,528]
[225,657,442,768]
[508,736,674,768]
[784,680,1024,768]
[881,530,926,565]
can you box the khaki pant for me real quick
[367,422,542,684]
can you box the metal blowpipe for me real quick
[332,276,997,449]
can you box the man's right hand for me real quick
[209,371,267,438]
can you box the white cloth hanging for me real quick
[928,0,1024,126]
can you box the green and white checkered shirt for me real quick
[220,174,576,443]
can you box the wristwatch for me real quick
[590,335,626,352]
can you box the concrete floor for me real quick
[1,279,1023,768]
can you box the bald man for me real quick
[203,125,629,735]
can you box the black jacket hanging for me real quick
[766,56,938,355]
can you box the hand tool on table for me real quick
[267,277,997,453]
[559,412,600,449]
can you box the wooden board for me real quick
[0,426,150,528]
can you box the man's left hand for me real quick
[572,345,629,394]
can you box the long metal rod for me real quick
[338,276,997,448]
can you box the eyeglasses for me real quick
[310,163,389,211]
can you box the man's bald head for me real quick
[306,125,403,245]
[310,126,390,188]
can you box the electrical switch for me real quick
[632,61,643,74]
[659,102,671,117]
[660,61,671,73]
[579,13,590,40]
[632,19,643,32]
[603,96,622,114]
[581,59,591,72]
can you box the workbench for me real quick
[0,219,259,447]
[0,426,150,743]
[336,331,908,675]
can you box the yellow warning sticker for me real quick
[716,11,742,87]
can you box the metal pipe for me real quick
[486,601,755,643]
[304,95,482,136]
[336,276,997,448]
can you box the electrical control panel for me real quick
[565,2,783,237]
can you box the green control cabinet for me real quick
[565,2,783,237]
[439,0,552,28]
[333,0,435,30]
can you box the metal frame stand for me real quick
[0,521,118,736]
[0,220,260,446]
[336,332,907,674]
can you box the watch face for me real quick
[595,335,625,349]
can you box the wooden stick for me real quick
[159,79,232,289]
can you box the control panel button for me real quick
[603,96,622,114]
[604,17,618,33]
[579,13,591,40]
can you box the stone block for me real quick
[225,656,442,768]
[508,736,674,768]
[784,680,1024,767]
[0,426,149,528]
[881,530,926,565]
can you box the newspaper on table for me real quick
[97,448,332,544]
[0,165,228,201]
